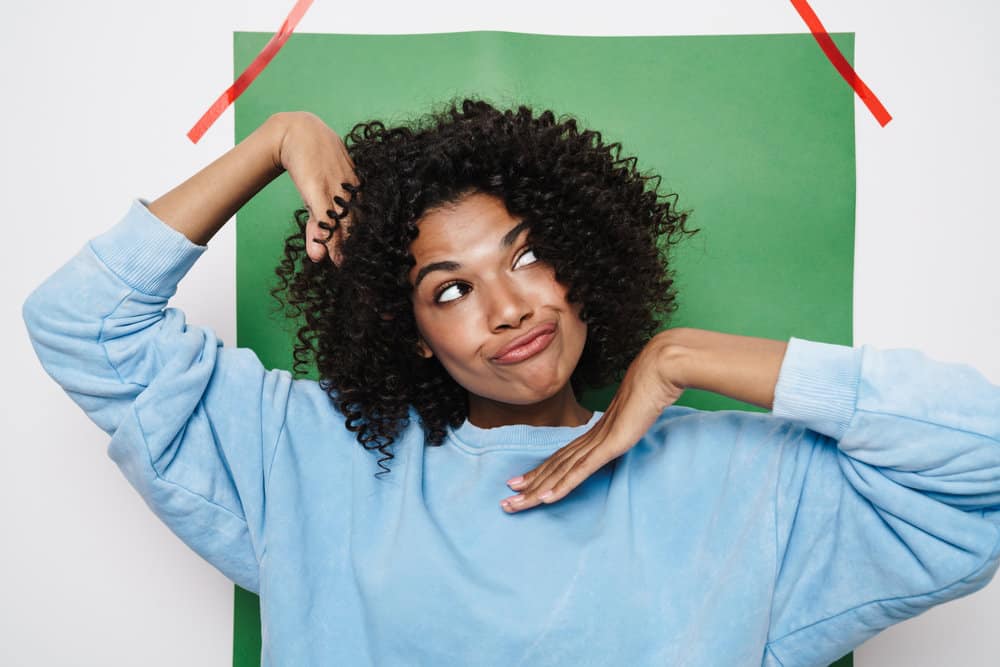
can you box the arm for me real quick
[502,312,1000,662]
[22,198,288,593]
[501,327,788,511]
[678,330,1000,663]
[661,326,788,410]
[667,329,1000,664]
[147,113,286,245]
[667,330,1000,665]
[19,112,345,591]
[148,110,359,266]
[23,110,300,437]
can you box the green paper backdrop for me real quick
[232,30,855,667]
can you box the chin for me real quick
[483,375,569,405]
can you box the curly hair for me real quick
[270,96,699,477]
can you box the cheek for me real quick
[411,306,443,353]
[554,282,587,341]
[548,275,578,315]
[534,273,586,339]
[411,304,477,360]
[569,306,588,348]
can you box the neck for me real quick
[466,383,593,429]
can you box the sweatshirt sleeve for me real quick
[762,337,1000,666]
[22,199,291,595]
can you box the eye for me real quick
[434,281,469,304]
[514,247,538,268]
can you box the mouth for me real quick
[492,322,558,365]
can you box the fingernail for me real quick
[507,475,524,487]
[537,489,554,501]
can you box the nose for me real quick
[487,275,533,331]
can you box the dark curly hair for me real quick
[270,96,699,477]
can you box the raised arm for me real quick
[149,110,358,266]
[147,113,285,245]
[22,111,359,592]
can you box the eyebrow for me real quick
[413,219,532,289]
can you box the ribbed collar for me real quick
[446,410,604,452]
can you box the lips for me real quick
[492,322,557,360]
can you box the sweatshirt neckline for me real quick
[446,410,604,452]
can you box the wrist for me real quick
[656,327,788,410]
[654,328,697,394]
[265,112,293,173]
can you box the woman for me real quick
[23,98,1000,666]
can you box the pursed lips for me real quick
[492,322,557,360]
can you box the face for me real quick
[408,191,588,406]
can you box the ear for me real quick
[416,337,434,359]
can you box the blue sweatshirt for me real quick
[22,199,1000,667]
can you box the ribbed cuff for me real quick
[772,337,862,442]
[89,198,207,298]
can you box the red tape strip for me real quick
[789,0,892,127]
[187,0,314,143]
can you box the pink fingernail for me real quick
[507,475,524,487]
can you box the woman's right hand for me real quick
[273,111,361,266]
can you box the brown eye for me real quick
[434,281,470,304]
[514,247,538,268]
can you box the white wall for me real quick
[2,1,997,665]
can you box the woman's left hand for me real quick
[500,331,687,514]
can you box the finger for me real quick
[502,445,593,513]
[523,447,590,501]
[500,468,565,514]
[506,445,571,491]
[506,436,584,491]
[506,463,543,491]
[499,457,562,513]
[545,451,604,501]
[305,215,337,264]
[318,218,341,265]
[503,428,627,514]
[506,412,613,495]
[320,182,359,266]
[304,187,353,266]
[302,204,330,264]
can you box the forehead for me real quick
[408,192,522,267]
